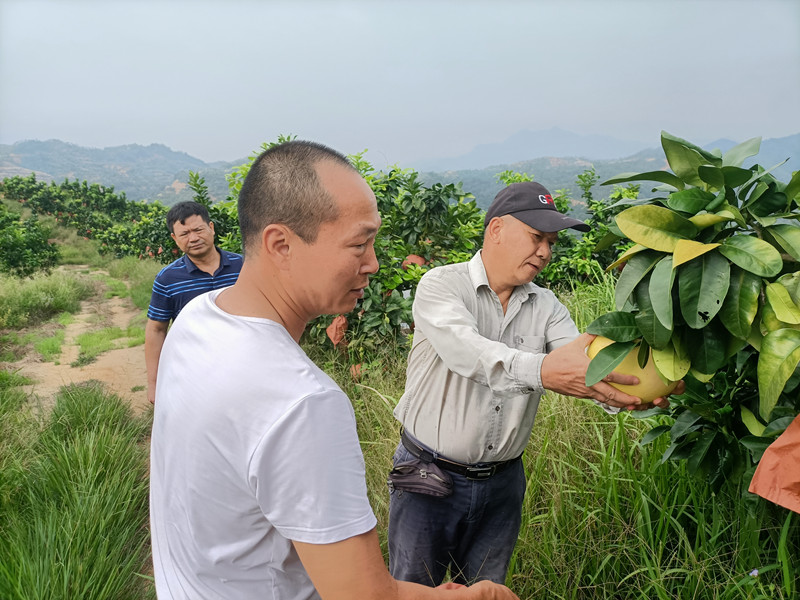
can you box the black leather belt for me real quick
[400,429,521,481]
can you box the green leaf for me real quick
[718,235,783,277]
[685,321,729,373]
[586,311,639,341]
[722,166,756,187]
[766,223,800,261]
[661,131,722,187]
[758,329,800,421]
[740,405,766,436]
[640,425,671,446]
[783,169,800,202]
[634,281,672,350]
[678,251,731,329]
[615,205,698,252]
[670,409,703,440]
[672,239,721,268]
[719,266,761,339]
[600,170,685,190]
[722,137,761,168]
[615,250,662,310]
[687,430,717,475]
[667,188,716,214]
[585,342,634,387]
[649,256,674,330]
[697,166,725,190]
[716,205,746,227]
[763,416,795,437]
[778,271,800,303]
[765,282,800,324]
[747,187,788,217]
[606,243,647,272]
[585,341,636,386]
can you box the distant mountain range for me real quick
[411,127,652,171]
[1,130,797,211]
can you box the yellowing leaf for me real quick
[765,282,800,324]
[740,406,766,437]
[758,330,800,420]
[689,213,733,229]
[689,368,714,383]
[616,205,698,252]
[672,239,721,268]
[605,243,647,272]
[652,338,691,381]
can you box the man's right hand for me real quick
[541,333,647,409]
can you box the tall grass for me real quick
[0,382,154,600]
[0,271,96,328]
[106,256,162,311]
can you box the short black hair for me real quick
[238,140,355,251]
[166,201,211,233]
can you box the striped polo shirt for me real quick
[147,249,243,323]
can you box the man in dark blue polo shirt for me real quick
[145,201,243,404]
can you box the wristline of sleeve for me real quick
[513,350,545,393]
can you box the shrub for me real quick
[585,131,800,492]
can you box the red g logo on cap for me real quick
[538,194,554,205]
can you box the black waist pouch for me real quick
[387,459,453,497]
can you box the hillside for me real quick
[1,133,797,209]
[0,140,239,204]
[421,133,800,210]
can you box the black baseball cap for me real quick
[484,182,590,232]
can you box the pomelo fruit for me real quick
[587,336,678,402]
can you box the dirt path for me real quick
[14,269,151,415]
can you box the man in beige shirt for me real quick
[389,182,672,586]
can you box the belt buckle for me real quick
[465,465,495,480]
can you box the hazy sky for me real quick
[2,0,799,167]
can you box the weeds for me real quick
[0,381,154,600]
[0,271,95,328]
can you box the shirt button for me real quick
[495,406,500,412]
[487,444,493,450]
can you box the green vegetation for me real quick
[0,382,154,600]
[586,132,800,493]
[0,271,95,329]
[72,325,145,366]
[0,202,59,277]
[106,256,164,311]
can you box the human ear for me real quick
[262,224,292,267]
[486,216,505,242]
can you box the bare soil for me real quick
[10,269,150,415]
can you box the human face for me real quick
[497,216,558,287]
[171,214,216,260]
[290,162,381,318]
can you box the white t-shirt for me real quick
[149,289,377,599]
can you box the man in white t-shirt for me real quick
[149,140,519,600]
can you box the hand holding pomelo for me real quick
[587,336,679,402]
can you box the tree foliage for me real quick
[0,202,59,277]
[587,131,800,493]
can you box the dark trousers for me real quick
[387,442,526,586]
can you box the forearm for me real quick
[144,320,168,389]
[295,530,517,600]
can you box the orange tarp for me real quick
[748,414,800,514]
